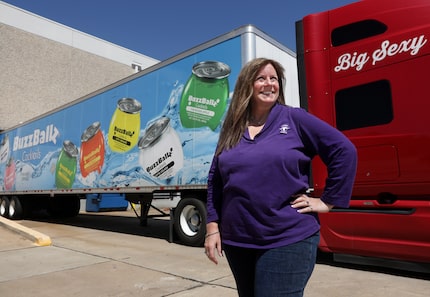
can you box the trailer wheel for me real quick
[173,198,206,247]
[9,196,26,220]
[0,196,9,217]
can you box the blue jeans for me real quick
[224,232,320,297]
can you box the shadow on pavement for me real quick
[26,210,173,242]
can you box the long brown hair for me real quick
[215,58,286,156]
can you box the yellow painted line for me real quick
[0,216,51,246]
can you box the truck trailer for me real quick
[0,25,299,247]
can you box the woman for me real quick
[204,58,357,297]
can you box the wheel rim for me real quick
[179,205,202,236]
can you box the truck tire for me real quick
[8,196,27,220]
[0,196,9,217]
[173,197,206,247]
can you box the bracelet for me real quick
[205,231,220,238]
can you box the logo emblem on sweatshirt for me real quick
[279,124,290,135]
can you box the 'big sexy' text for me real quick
[334,34,427,72]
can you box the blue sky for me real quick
[3,0,357,60]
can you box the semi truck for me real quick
[0,25,299,247]
[1,0,430,266]
[296,0,430,265]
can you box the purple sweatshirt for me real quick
[206,103,357,249]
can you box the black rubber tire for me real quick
[8,196,27,220]
[173,197,206,247]
[0,196,9,217]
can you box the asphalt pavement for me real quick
[0,208,429,297]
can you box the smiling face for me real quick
[251,63,280,109]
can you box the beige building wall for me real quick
[0,2,158,131]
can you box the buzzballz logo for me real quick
[146,148,173,174]
[113,125,135,137]
[13,124,59,151]
[334,34,427,72]
[187,95,220,107]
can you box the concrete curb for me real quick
[0,216,51,246]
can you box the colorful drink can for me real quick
[80,122,105,177]
[180,61,230,130]
[4,157,16,191]
[138,117,184,179]
[55,140,78,188]
[108,98,142,153]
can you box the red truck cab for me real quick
[297,0,430,263]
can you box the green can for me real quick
[179,61,230,130]
[55,140,78,189]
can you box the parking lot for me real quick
[1,208,429,297]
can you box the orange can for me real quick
[80,122,105,177]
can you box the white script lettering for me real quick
[334,34,428,72]
[334,52,370,72]
[372,35,427,65]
